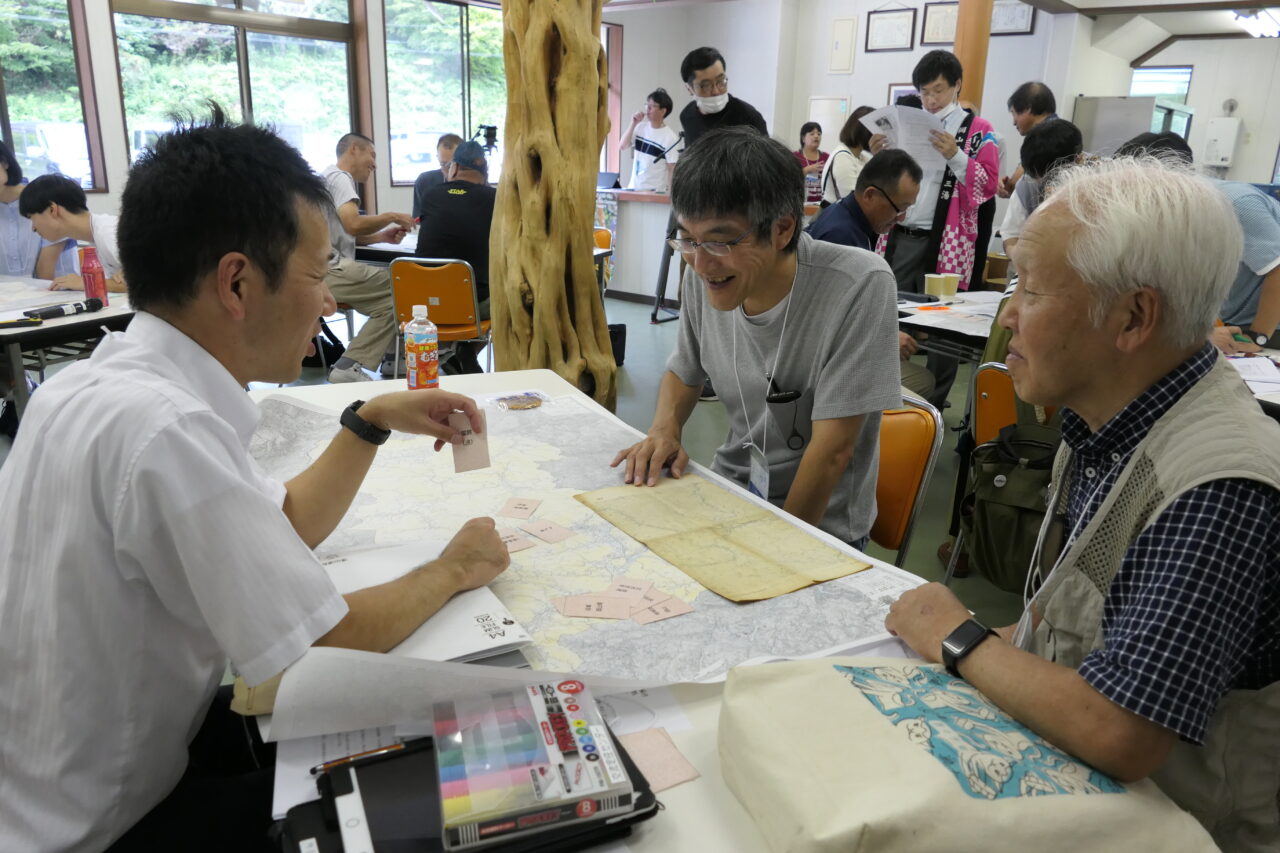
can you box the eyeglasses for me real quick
[667,229,752,257]
[871,185,907,217]
[692,75,729,96]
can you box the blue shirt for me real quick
[806,194,877,251]
[1,189,76,279]
[1060,343,1280,743]
[1216,180,1280,330]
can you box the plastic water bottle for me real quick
[79,247,108,306]
[404,304,439,390]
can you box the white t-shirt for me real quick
[0,312,348,851]
[1000,190,1029,241]
[629,123,681,192]
[90,212,122,279]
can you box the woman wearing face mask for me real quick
[794,122,828,205]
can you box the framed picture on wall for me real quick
[991,0,1036,35]
[865,8,916,52]
[921,1,959,45]
[887,82,917,106]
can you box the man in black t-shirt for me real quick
[415,140,496,373]
[677,46,768,149]
[675,47,769,402]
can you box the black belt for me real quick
[893,224,932,239]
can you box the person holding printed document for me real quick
[0,108,510,853]
[870,49,999,409]
[611,128,901,547]
[619,88,681,193]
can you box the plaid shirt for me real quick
[1059,344,1280,744]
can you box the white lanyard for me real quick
[730,272,796,462]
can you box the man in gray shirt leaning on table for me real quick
[0,106,509,853]
[321,132,416,383]
[612,127,901,547]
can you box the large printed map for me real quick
[250,393,920,682]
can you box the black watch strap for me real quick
[340,400,391,446]
[941,618,996,678]
[1245,328,1271,347]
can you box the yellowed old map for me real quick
[574,475,871,602]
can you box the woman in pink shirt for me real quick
[794,122,829,204]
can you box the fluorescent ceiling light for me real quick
[1235,8,1280,37]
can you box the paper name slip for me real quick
[318,542,530,663]
[450,410,491,473]
[434,682,634,850]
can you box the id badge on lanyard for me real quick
[746,442,770,499]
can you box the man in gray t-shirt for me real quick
[612,128,901,545]
[321,132,415,383]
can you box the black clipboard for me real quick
[281,728,658,852]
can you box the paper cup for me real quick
[924,274,947,298]
[941,273,961,298]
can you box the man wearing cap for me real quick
[415,141,496,374]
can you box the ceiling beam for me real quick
[1020,0,1082,14]
[1079,0,1265,15]
[1130,30,1253,66]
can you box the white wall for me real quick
[1141,37,1280,183]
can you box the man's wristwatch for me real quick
[941,618,997,677]
[1243,328,1271,348]
[340,400,391,446]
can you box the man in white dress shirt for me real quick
[0,106,509,853]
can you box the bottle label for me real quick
[405,331,439,390]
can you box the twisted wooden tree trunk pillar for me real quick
[491,0,616,409]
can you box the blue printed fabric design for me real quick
[834,665,1124,800]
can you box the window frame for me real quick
[1129,65,1194,104]
[381,0,482,188]
[0,0,110,192]
[108,0,363,174]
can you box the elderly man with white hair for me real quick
[885,157,1280,852]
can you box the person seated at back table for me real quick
[999,118,1083,253]
[611,127,901,548]
[412,132,462,221]
[1116,131,1280,361]
[885,157,1280,852]
[807,150,930,400]
[0,139,76,280]
[321,132,416,383]
[415,140,496,375]
[0,106,510,853]
[20,172,127,292]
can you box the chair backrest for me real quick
[389,257,481,332]
[593,227,613,250]
[872,395,944,566]
[973,361,1017,446]
[972,360,1054,445]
